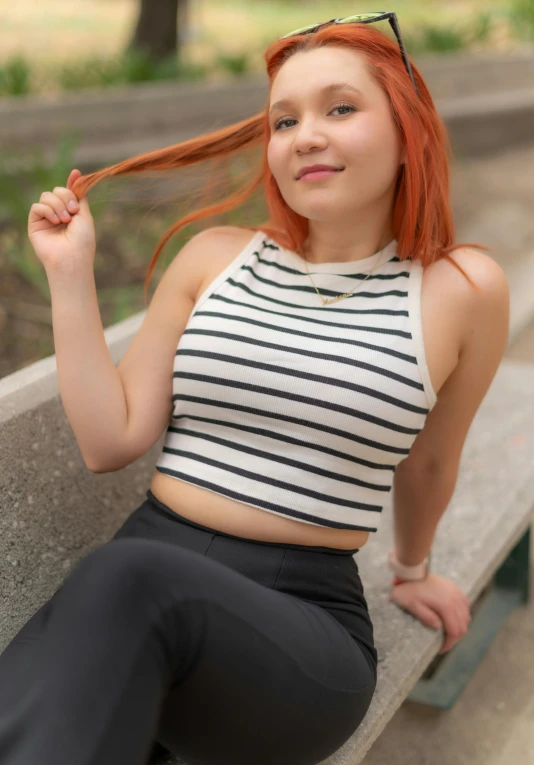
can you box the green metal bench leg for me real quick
[407,525,531,710]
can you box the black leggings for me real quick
[0,489,378,765]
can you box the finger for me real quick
[439,624,458,654]
[452,597,470,631]
[38,192,73,222]
[459,597,471,625]
[66,169,82,191]
[410,602,443,631]
[459,600,472,630]
[29,202,63,226]
[66,170,91,216]
[439,623,463,654]
[53,186,79,214]
[439,606,464,654]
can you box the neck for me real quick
[301,222,395,265]
[301,234,395,265]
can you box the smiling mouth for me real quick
[297,168,344,180]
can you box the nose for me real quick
[292,118,329,154]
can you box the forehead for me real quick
[270,47,373,102]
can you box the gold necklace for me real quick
[301,246,386,306]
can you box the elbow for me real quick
[86,463,124,474]
[85,452,137,473]
[84,457,123,474]
[85,459,106,474]
[396,455,460,481]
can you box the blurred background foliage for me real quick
[0,0,531,98]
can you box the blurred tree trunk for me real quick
[128,0,190,63]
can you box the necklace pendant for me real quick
[307,248,385,307]
[322,293,350,306]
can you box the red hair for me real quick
[71,22,488,306]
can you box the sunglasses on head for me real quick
[278,11,419,97]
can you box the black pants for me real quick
[0,489,378,765]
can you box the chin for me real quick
[292,203,346,221]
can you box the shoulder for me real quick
[423,246,510,353]
[446,248,509,355]
[423,246,508,293]
[173,225,260,304]
[157,226,257,307]
[441,246,508,289]
[193,225,259,250]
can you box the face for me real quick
[267,46,405,223]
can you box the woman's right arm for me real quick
[46,264,131,472]
[28,173,240,473]
[29,169,131,471]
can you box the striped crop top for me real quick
[155,229,438,533]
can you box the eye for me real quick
[273,102,356,131]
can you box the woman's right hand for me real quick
[28,168,96,274]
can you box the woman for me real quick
[3,13,508,765]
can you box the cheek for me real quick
[345,129,398,179]
[267,140,284,179]
[361,116,401,159]
[342,118,380,153]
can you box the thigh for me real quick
[0,587,62,716]
[112,538,377,765]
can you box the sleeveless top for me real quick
[154,229,437,533]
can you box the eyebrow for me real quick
[269,82,363,115]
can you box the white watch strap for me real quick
[388,549,429,580]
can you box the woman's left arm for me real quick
[389,249,510,654]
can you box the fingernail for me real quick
[68,200,78,211]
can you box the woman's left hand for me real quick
[388,572,472,654]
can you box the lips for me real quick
[297,165,344,180]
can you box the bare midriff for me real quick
[148,228,465,551]
[149,470,371,549]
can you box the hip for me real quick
[113,488,378,678]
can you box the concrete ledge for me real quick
[1,306,534,763]
[440,86,534,157]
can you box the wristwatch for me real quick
[388,549,431,583]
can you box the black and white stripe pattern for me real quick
[155,230,437,532]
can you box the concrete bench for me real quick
[1,310,533,765]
